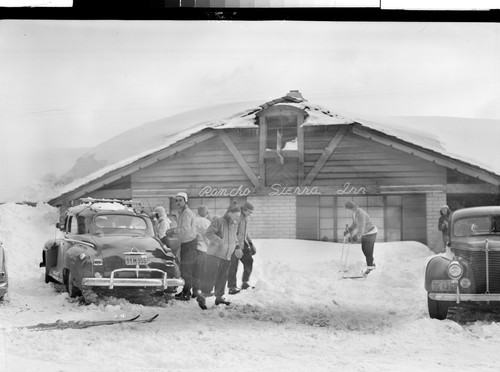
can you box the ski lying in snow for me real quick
[341,269,369,280]
[22,314,159,331]
[341,274,366,280]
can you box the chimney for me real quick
[286,90,304,100]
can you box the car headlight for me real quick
[460,278,471,288]
[447,261,463,279]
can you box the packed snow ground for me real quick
[1,203,500,372]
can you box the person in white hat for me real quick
[173,192,197,301]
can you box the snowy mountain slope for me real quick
[1,203,500,372]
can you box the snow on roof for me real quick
[49,94,500,202]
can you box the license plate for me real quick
[431,280,457,292]
[125,255,148,265]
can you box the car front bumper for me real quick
[82,268,184,289]
[429,293,500,302]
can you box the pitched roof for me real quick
[48,92,500,204]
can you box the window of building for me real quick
[266,115,298,151]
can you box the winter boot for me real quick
[228,287,240,295]
[215,296,231,306]
[175,289,191,301]
[241,282,252,290]
[196,293,207,310]
[363,264,376,276]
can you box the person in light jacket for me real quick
[173,192,197,301]
[196,202,241,310]
[344,201,378,275]
[153,206,171,245]
[228,201,256,294]
[192,205,211,297]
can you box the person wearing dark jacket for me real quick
[438,205,452,250]
[344,201,378,275]
[196,202,241,310]
[228,201,256,294]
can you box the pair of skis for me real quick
[339,231,369,280]
[21,314,159,331]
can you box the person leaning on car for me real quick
[196,202,241,310]
[438,205,452,252]
[344,201,378,275]
[173,192,198,301]
[153,206,171,245]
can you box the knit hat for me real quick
[197,205,209,217]
[227,202,241,213]
[344,201,357,210]
[241,201,254,212]
[175,192,188,202]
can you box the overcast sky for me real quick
[0,20,499,200]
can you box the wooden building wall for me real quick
[303,126,447,186]
[131,130,259,194]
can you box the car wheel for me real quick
[427,296,452,320]
[66,270,82,298]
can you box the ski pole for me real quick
[341,236,350,278]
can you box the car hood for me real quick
[452,236,500,251]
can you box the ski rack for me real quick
[79,198,145,213]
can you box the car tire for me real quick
[66,270,82,298]
[427,296,452,320]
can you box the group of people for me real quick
[153,192,256,310]
[152,192,452,304]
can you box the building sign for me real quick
[269,184,321,196]
[198,182,366,198]
[336,182,366,195]
[199,185,253,197]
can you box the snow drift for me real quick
[1,203,500,372]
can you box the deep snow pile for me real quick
[1,203,500,372]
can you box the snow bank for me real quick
[1,204,500,372]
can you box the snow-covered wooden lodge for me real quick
[48,90,500,250]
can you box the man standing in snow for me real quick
[196,202,241,310]
[438,205,452,252]
[192,205,211,298]
[344,201,378,275]
[227,201,256,294]
[153,206,171,246]
[173,192,197,301]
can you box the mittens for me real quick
[234,247,243,259]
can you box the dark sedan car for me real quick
[425,206,500,319]
[40,198,184,298]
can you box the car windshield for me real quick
[93,214,154,237]
[453,215,500,237]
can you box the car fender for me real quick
[424,255,452,292]
[66,245,95,288]
[425,255,476,293]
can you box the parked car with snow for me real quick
[425,206,500,319]
[0,241,8,300]
[40,198,184,298]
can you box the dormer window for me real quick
[266,115,298,152]
[257,104,306,186]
